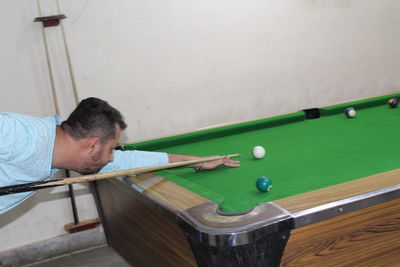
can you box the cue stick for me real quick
[0,154,239,196]
[37,0,81,224]
[56,0,81,225]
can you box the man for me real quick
[0,98,240,214]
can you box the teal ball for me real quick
[256,176,272,192]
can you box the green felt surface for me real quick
[125,94,400,213]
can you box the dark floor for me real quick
[24,245,131,267]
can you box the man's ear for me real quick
[86,137,101,154]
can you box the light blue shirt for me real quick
[0,112,168,214]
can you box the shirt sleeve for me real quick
[99,150,169,173]
[0,113,59,214]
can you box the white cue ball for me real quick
[345,108,357,118]
[253,146,266,159]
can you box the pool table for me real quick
[94,94,400,267]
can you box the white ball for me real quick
[253,146,266,159]
[346,108,356,118]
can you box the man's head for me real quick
[61,97,127,174]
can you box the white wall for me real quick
[0,0,98,252]
[0,0,52,115]
[63,0,400,143]
[1,0,400,252]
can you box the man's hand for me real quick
[168,154,241,171]
[201,155,240,170]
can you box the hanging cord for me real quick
[36,0,61,114]
[56,0,80,106]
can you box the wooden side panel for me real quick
[127,173,209,211]
[97,179,197,267]
[276,169,400,213]
[281,198,400,267]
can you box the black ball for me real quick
[388,98,398,108]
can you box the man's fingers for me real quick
[224,160,240,167]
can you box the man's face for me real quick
[77,124,122,174]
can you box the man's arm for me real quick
[168,154,240,171]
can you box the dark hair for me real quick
[61,97,127,141]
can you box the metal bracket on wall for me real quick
[34,14,66,28]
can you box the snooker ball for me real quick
[252,146,266,159]
[256,176,272,192]
[345,107,356,118]
[388,98,398,108]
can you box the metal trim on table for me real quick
[179,202,293,247]
[292,184,400,228]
